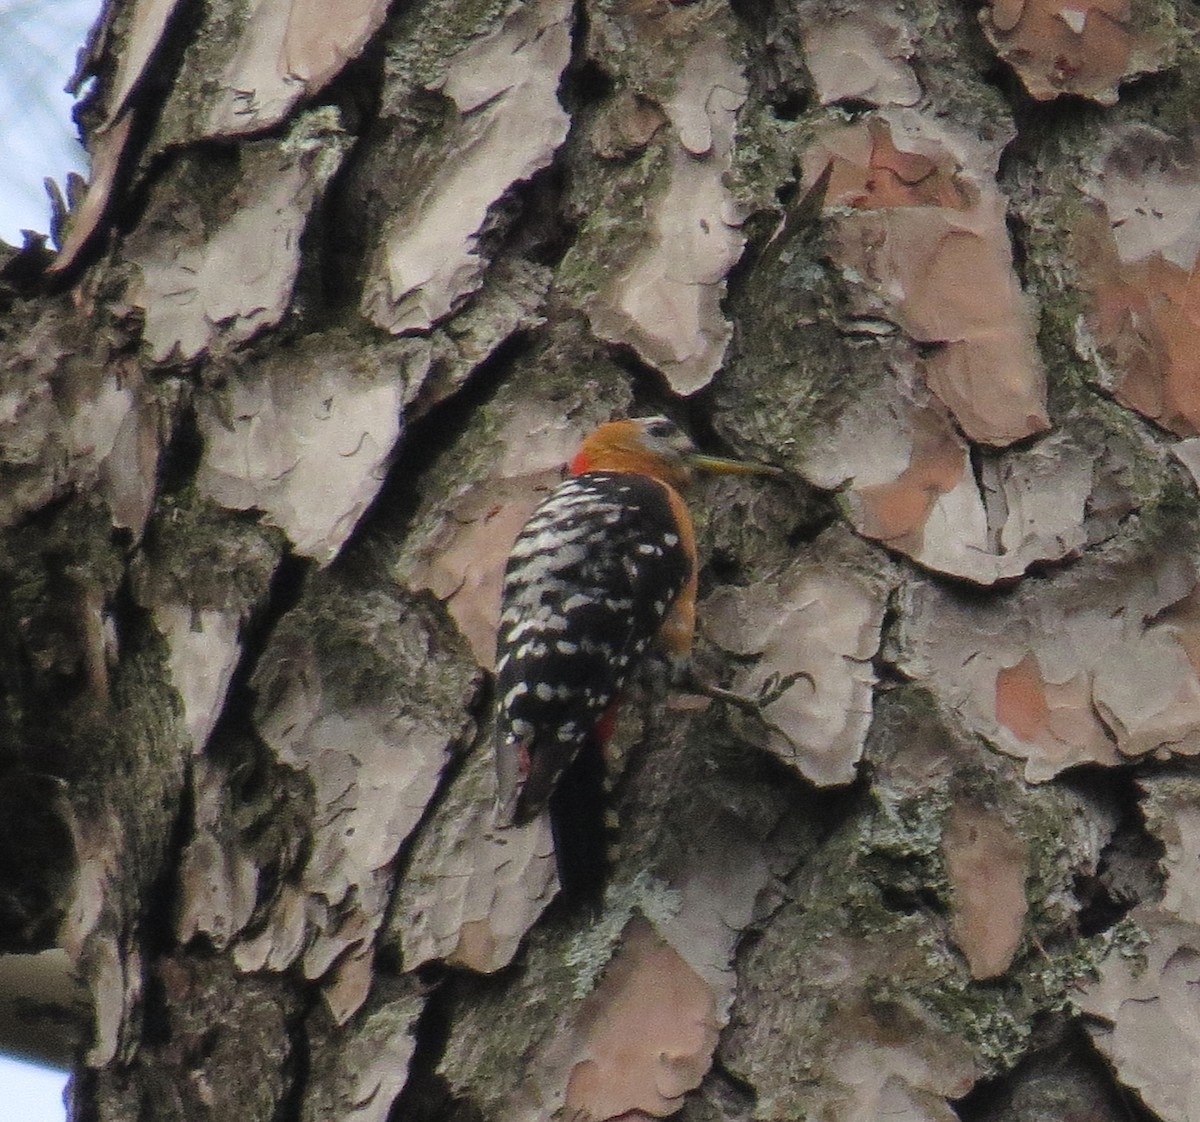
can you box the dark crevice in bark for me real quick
[603,341,697,417]
[186,550,313,785]
[829,97,880,118]
[0,237,58,294]
[138,757,195,960]
[313,25,389,139]
[317,98,420,319]
[56,0,210,284]
[1014,550,1089,586]
[560,57,615,111]
[317,33,454,322]
[152,396,202,499]
[783,502,842,549]
[936,569,1025,607]
[773,177,799,208]
[272,991,314,1122]
[967,442,1005,557]
[138,964,174,1052]
[556,0,604,110]
[687,1062,759,1120]
[114,0,392,296]
[109,549,147,662]
[0,775,77,950]
[558,0,611,114]
[975,57,1028,109]
[726,778,871,994]
[300,28,393,320]
[995,60,1181,188]
[762,763,869,896]
[767,91,810,121]
[0,505,124,787]
[68,1067,101,1122]
[388,976,479,1122]
[1004,207,1031,289]
[724,158,831,311]
[860,792,949,921]
[704,545,744,587]
[262,545,313,616]
[75,0,198,137]
[726,0,813,119]
[1058,765,1165,937]
[332,326,537,565]
[870,591,910,690]
[98,954,309,1122]
[878,538,1086,599]
[502,162,579,269]
[325,0,573,319]
[994,94,1106,181]
[470,150,579,279]
[877,882,947,918]
[238,553,313,675]
[1080,372,1200,462]
[952,1019,1162,1122]
[707,1057,759,1103]
[384,661,489,909]
[721,201,788,314]
[106,569,203,909]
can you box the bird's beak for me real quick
[686,452,783,478]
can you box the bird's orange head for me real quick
[569,416,778,490]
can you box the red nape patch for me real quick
[569,450,592,475]
[517,740,532,778]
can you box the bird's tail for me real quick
[547,731,615,907]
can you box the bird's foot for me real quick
[679,668,812,725]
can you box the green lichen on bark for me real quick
[720,684,1144,1111]
[726,99,802,217]
[382,0,518,92]
[134,490,283,618]
[89,954,302,1122]
[557,0,748,321]
[563,871,681,997]
[94,621,190,891]
[717,226,875,466]
[436,911,598,1115]
[262,567,475,723]
[301,974,425,1122]
[555,126,672,305]
[0,496,125,762]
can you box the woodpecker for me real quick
[492,416,772,892]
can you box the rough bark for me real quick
[2,0,1199,1120]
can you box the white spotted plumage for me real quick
[493,468,692,827]
[490,412,774,889]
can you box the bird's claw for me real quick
[681,667,811,716]
[755,670,814,708]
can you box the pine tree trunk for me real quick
[2,0,1198,1119]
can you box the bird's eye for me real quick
[642,417,678,439]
